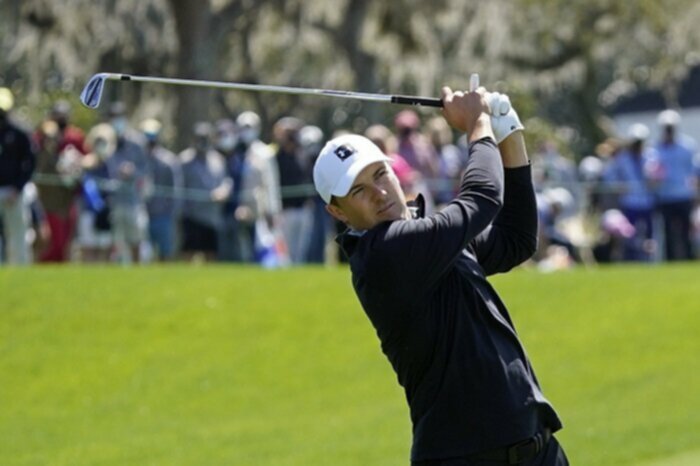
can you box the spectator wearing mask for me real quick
[236,111,282,262]
[77,123,116,262]
[33,100,86,262]
[273,116,311,264]
[215,118,245,262]
[105,102,150,264]
[394,109,439,183]
[426,116,467,205]
[0,87,35,265]
[179,122,232,262]
[140,119,182,261]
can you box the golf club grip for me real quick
[391,95,443,108]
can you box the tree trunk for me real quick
[325,0,380,123]
[168,0,216,152]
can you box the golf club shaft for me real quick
[81,73,443,108]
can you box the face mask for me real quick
[217,134,237,152]
[195,138,209,153]
[399,127,413,138]
[111,118,127,137]
[239,127,258,144]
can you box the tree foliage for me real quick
[1,0,699,154]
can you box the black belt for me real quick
[470,429,552,464]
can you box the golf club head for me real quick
[80,73,109,109]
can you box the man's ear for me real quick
[326,203,348,224]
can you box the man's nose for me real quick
[369,183,388,200]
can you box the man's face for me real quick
[326,161,409,231]
[663,125,676,143]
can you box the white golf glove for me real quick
[485,92,524,143]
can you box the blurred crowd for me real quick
[1,86,699,268]
[534,110,700,270]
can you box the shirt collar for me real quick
[335,193,426,258]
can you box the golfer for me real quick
[313,86,567,465]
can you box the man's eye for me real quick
[352,187,364,197]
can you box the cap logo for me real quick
[334,144,355,161]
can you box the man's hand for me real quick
[441,86,494,143]
[211,183,232,203]
[490,94,529,167]
[488,92,525,144]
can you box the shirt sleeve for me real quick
[469,164,538,275]
[15,130,36,191]
[370,137,504,292]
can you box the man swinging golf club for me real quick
[313,82,568,465]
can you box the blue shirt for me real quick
[603,149,655,211]
[652,140,697,203]
[106,137,149,207]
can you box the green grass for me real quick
[0,264,698,465]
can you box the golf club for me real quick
[79,72,446,109]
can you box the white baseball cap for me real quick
[657,109,681,127]
[0,87,14,112]
[313,134,391,204]
[627,123,649,141]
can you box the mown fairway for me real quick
[1,264,698,465]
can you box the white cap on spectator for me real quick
[657,109,681,127]
[0,87,14,112]
[237,111,260,129]
[139,118,162,135]
[627,123,649,141]
[313,134,391,204]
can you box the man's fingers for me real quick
[441,86,453,101]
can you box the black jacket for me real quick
[0,120,35,191]
[338,138,562,462]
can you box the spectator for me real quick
[105,102,150,264]
[426,115,466,205]
[364,124,418,196]
[215,118,243,262]
[77,123,115,262]
[24,181,51,259]
[581,138,621,214]
[536,187,581,264]
[179,122,232,262]
[33,101,86,262]
[0,87,35,265]
[274,116,311,264]
[532,140,579,199]
[365,123,436,215]
[602,124,656,261]
[140,118,182,261]
[593,209,636,263]
[650,109,698,260]
[237,111,283,263]
[300,124,329,264]
[393,109,439,183]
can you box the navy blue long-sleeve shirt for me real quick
[338,137,562,462]
[0,121,35,191]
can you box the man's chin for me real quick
[379,203,406,221]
